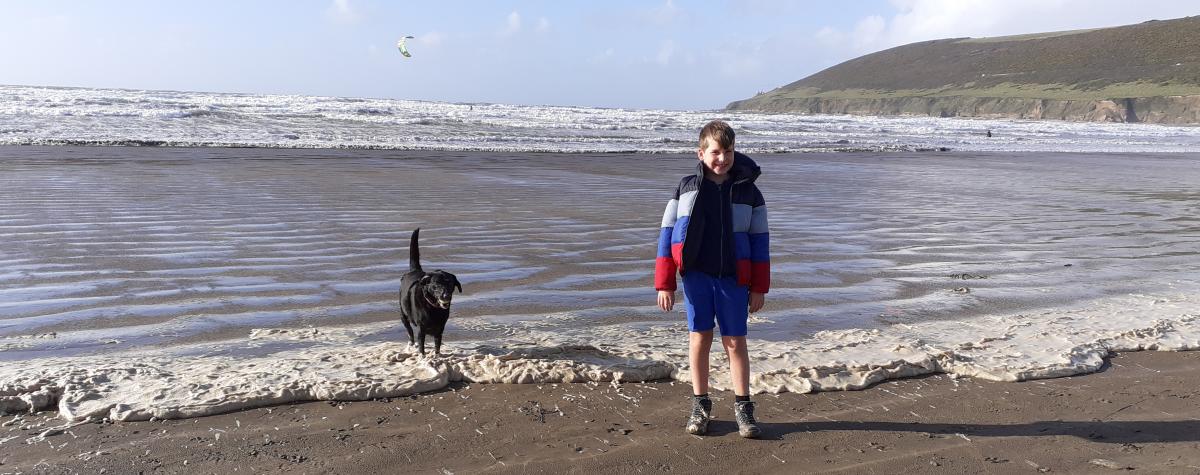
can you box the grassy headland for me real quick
[729,16,1200,123]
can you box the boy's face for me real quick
[697,139,735,177]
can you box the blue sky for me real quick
[2,1,1196,110]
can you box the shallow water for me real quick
[2,146,1197,352]
[1,146,1198,421]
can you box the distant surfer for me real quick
[986,129,993,137]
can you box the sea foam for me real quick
[2,284,1196,422]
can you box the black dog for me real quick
[398,228,462,355]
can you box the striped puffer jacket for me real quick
[655,152,770,293]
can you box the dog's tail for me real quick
[408,228,423,272]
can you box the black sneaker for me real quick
[734,400,761,438]
[685,396,712,435]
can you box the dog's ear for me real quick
[419,275,432,286]
[452,276,463,294]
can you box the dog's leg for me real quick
[400,291,416,345]
[402,320,415,345]
[400,314,415,345]
[434,334,442,355]
[417,330,427,355]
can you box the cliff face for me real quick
[726,95,1200,124]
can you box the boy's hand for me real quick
[749,292,765,313]
[657,290,675,312]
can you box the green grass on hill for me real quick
[735,16,1200,107]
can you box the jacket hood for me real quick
[695,151,762,184]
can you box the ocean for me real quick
[4,84,1200,153]
[1,85,1199,422]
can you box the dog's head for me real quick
[419,270,462,309]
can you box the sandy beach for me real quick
[6,2,1200,472]
[3,350,1199,473]
[2,146,1199,473]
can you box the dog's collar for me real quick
[423,288,445,309]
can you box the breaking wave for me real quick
[2,84,1199,153]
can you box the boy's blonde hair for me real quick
[699,120,735,150]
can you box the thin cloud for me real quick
[639,0,686,26]
[710,39,764,77]
[589,47,616,65]
[501,11,522,36]
[852,15,887,52]
[814,26,844,47]
[821,0,1200,55]
[656,39,676,66]
[325,0,360,24]
[417,31,446,47]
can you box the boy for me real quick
[655,120,769,438]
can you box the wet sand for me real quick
[4,350,1199,473]
[4,146,1198,355]
[3,146,1200,472]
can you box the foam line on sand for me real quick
[2,284,1197,422]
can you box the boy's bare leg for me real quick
[721,335,750,396]
[689,330,714,395]
[686,330,715,435]
[723,335,761,437]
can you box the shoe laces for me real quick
[691,398,711,419]
[736,401,757,424]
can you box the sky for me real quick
[2,1,1197,110]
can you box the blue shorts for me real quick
[682,272,749,336]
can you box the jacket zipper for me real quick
[720,180,728,277]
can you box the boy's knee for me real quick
[721,335,747,350]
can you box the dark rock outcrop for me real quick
[727,95,1200,124]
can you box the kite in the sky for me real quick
[397,36,415,58]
